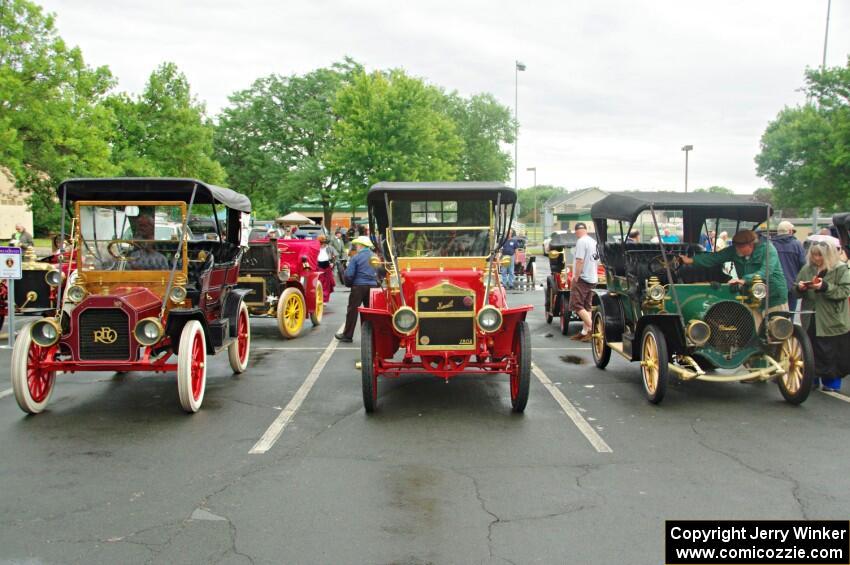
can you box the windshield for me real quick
[389,199,492,257]
[78,203,186,271]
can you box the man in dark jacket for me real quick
[771,221,806,311]
[335,236,378,343]
[500,230,518,289]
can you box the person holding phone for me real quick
[795,241,850,392]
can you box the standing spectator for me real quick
[569,223,599,342]
[699,230,714,252]
[335,236,378,343]
[715,231,729,251]
[795,242,850,392]
[500,230,519,289]
[10,223,33,250]
[771,221,806,311]
[316,235,336,304]
[661,227,680,243]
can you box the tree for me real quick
[331,69,463,206]
[694,186,734,195]
[442,92,514,182]
[215,59,362,223]
[755,58,850,212]
[517,185,563,223]
[108,63,225,184]
[0,0,116,234]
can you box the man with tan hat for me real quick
[679,229,788,311]
[335,236,378,343]
[771,220,806,310]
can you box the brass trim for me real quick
[476,305,503,334]
[392,306,418,335]
[31,318,61,347]
[238,275,267,306]
[686,319,711,346]
[414,282,476,350]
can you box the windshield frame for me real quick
[74,200,189,279]
[386,200,495,261]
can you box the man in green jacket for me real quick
[679,229,788,309]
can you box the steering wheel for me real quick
[107,239,144,261]
[648,254,682,276]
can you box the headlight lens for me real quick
[169,286,187,303]
[278,267,291,282]
[686,320,711,346]
[751,281,767,300]
[66,284,86,303]
[45,270,63,287]
[392,306,418,334]
[648,284,666,302]
[768,316,794,341]
[31,319,61,347]
[477,306,503,333]
[134,317,164,346]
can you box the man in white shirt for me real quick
[568,222,599,341]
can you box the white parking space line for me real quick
[249,324,346,454]
[0,388,12,400]
[821,390,850,403]
[531,363,613,453]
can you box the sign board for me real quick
[0,247,22,280]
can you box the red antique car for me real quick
[237,237,323,338]
[10,178,253,414]
[358,182,533,413]
[545,232,606,335]
[0,247,72,333]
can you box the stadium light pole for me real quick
[681,145,693,192]
[514,60,526,194]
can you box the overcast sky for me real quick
[39,0,850,194]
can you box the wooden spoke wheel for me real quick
[310,281,323,326]
[510,321,531,413]
[228,301,251,373]
[361,320,378,413]
[177,320,207,413]
[640,324,669,404]
[11,324,57,414]
[591,310,611,369]
[777,324,813,405]
[277,287,305,339]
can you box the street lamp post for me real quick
[526,166,537,227]
[822,0,832,70]
[681,145,693,192]
[514,61,526,193]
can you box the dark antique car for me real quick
[358,182,533,413]
[0,248,67,333]
[236,237,323,338]
[588,192,813,404]
[544,232,575,334]
[10,178,253,414]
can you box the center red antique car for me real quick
[237,236,323,338]
[358,182,533,413]
[10,178,254,414]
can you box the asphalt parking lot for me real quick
[1,260,849,565]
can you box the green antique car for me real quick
[588,192,813,404]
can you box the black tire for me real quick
[544,279,553,324]
[361,320,378,413]
[511,321,531,413]
[776,324,814,405]
[640,324,669,404]
[559,294,570,335]
[0,315,5,334]
[591,310,611,369]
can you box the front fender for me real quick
[358,307,399,358]
[491,305,533,355]
[223,288,251,338]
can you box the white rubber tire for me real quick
[11,324,57,414]
[228,301,250,374]
[177,320,207,413]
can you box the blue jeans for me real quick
[501,259,515,288]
